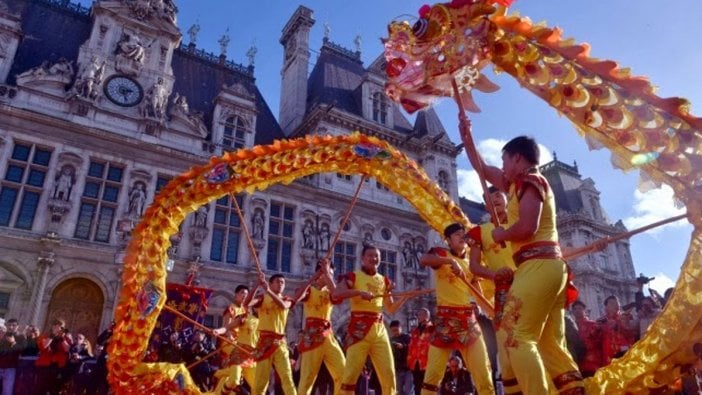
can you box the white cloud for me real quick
[623,185,686,233]
[457,169,483,202]
[647,272,676,295]
[457,138,554,202]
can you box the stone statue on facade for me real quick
[402,241,415,268]
[187,22,200,45]
[115,29,148,75]
[171,92,189,116]
[302,220,314,249]
[218,29,230,57]
[117,31,146,63]
[252,209,264,240]
[52,165,75,201]
[48,58,74,77]
[194,205,208,227]
[125,0,177,25]
[189,111,209,137]
[72,56,105,100]
[142,78,168,119]
[354,34,362,52]
[323,22,331,40]
[128,182,147,218]
[246,45,257,67]
[17,58,75,87]
[318,222,331,252]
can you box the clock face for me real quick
[104,75,143,107]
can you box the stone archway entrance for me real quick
[44,278,104,344]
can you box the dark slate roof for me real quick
[6,0,283,146]
[540,159,584,213]
[307,40,415,135]
[7,0,92,85]
[367,53,386,76]
[171,47,284,145]
[459,196,488,224]
[307,40,365,115]
[414,108,450,138]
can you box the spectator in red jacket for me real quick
[35,318,72,395]
[598,296,637,365]
[407,308,433,395]
[571,301,603,377]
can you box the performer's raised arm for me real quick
[458,121,509,192]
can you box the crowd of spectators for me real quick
[0,318,113,395]
[1,275,699,394]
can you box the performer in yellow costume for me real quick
[213,284,259,393]
[418,223,494,395]
[466,135,584,395]
[295,259,346,395]
[250,273,297,395]
[333,245,410,395]
[466,186,520,394]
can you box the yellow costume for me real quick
[469,223,520,394]
[297,286,346,395]
[498,170,584,394]
[251,294,296,395]
[420,247,494,395]
[214,303,258,394]
[340,270,395,395]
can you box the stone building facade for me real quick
[0,0,456,340]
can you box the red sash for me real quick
[252,331,285,362]
[223,343,256,368]
[345,312,383,349]
[493,269,514,330]
[299,317,333,353]
[430,306,482,349]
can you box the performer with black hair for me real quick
[333,244,411,395]
[418,223,494,395]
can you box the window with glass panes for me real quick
[223,115,247,150]
[0,291,10,317]
[378,249,398,284]
[155,175,172,194]
[0,142,52,230]
[333,241,357,274]
[210,195,243,264]
[74,161,123,242]
[267,202,294,272]
[372,92,388,124]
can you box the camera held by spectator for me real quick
[636,273,655,285]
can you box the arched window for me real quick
[372,92,388,124]
[438,170,450,192]
[223,115,248,149]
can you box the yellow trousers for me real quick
[497,258,584,394]
[420,340,494,394]
[297,335,346,395]
[252,343,296,395]
[214,363,256,393]
[340,322,396,395]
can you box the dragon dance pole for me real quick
[451,78,502,229]
[325,175,368,261]
[231,194,264,277]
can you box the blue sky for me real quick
[77,0,699,292]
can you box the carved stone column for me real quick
[29,250,56,325]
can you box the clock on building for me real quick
[104,75,143,107]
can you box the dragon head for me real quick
[384,0,510,113]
